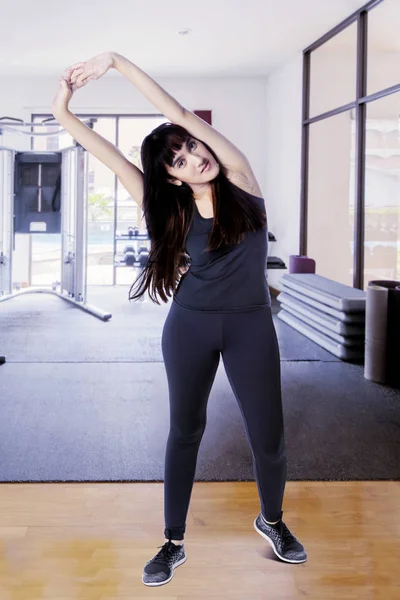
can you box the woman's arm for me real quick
[51,78,143,206]
[110,54,249,173]
[69,53,252,176]
[54,110,129,175]
[111,53,185,123]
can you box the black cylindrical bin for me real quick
[386,284,400,389]
[365,280,400,389]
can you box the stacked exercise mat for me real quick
[277,273,366,361]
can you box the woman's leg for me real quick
[161,302,222,541]
[221,306,287,522]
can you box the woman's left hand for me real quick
[64,51,115,91]
[51,77,74,117]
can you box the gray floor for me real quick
[0,286,399,482]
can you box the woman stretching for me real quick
[52,51,307,588]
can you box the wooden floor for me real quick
[0,481,398,599]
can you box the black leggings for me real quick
[161,300,287,541]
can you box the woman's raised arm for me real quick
[68,52,253,179]
[68,52,185,124]
[51,77,144,207]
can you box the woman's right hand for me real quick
[64,51,115,90]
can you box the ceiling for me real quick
[0,0,373,79]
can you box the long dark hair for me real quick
[128,122,267,304]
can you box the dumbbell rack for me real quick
[114,233,150,267]
[266,231,286,270]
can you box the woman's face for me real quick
[165,138,220,186]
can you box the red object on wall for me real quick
[194,110,212,125]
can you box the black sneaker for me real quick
[142,540,187,586]
[254,512,307,563]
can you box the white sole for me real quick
[254,518,307,564]
[142,554,187,587]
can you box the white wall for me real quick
[264,53,303,291]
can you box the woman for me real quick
[52,51,307,588]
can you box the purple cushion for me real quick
[289,255,316,274]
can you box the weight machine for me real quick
[0,116,112,328]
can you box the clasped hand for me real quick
[52,51,115,116]
[63,51,114,91]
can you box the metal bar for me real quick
[303,0,383,53]
[300,50,311,256]
[33,113,163,119]
[353,10,368,290]
[83,149,89,303]
[1,123,94,137]
[305,83,400,127]
[74,146,85,301]
[304,101,356,126]
[0,149,15,295]
[60,150,67,296]
[1,120,91,127]
[359,83,400,104]
[28,233,32,287]
[0,288,111,320]
[38,164,42,213]
[0,145,18,152]
[0,117,24,124]
[113,117,119,286]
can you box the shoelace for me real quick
[152,541,178,565]
[278,521,297,544]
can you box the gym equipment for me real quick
[278,292,365,336]
[277,286,365,323]
[279,273,366,311]
[122,252,136,266]
[0,117,112,322]
[127,226,139,238]
[267,256,286,269]
[115,244,149,268]
[277,273,366,361]
[266,231,286,270]
[137,246,149,268]
[364,280,400,388]
[114,225,152,270]
[278,311,365,360]
[14,151,62,234]
[123,245,136,254]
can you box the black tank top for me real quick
[173,183,271,312]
